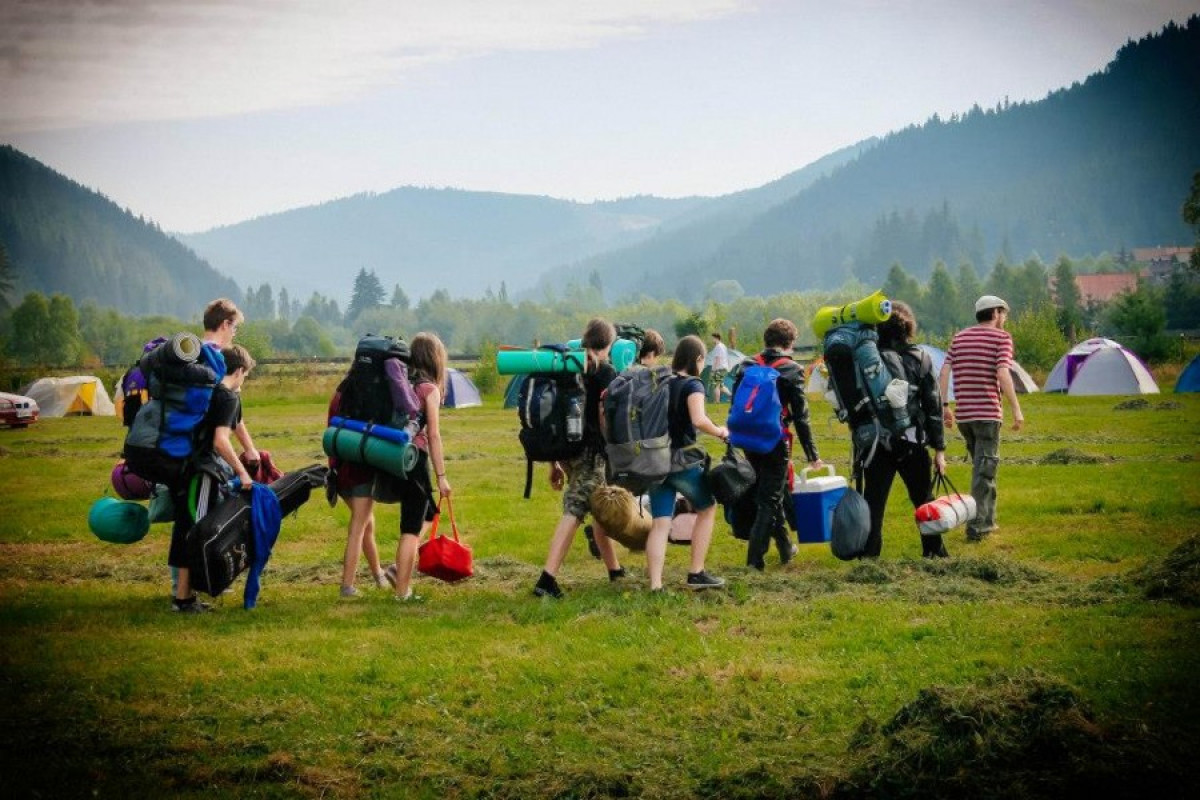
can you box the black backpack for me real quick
[338,334,417,427]
[517,349,587,498]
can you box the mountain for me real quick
[0,145,240,318]
[179,188,712,304]
[594,16,1200,301]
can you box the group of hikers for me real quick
[120,292,1024,612]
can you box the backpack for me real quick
[603,365,674,495]
[728,355,791,454]
[123,332,226,485]
[517,347,588,498]
[821,323,911,467]
[118,336,168,428]
[338,334,420,428]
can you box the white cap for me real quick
[975,295,1009,314]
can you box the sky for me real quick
[1,0,1196,234]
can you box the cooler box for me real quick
[792,465,848,543]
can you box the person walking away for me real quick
[533,318,625,598]
[862,303,948,558]
[645,335,728,591]
[939,295,1024,542]
[732,319,822,571]
[709,332,730,402]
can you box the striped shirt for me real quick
[946,325,1013,422]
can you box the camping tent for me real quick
[443,368,482,408]
[502,375,523,409]
[805,356,829,395]
[1044,338,1159,395]
[21,376,116,417]
[1176,354,1200,393]
[918,344,1039,399]
[701,348,745,403]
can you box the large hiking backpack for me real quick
[338,334,420,428]
[728,355,791,454]
[118,336,169,428]
[517,351,587,498]
[822,322,911,467]
[603,364,674,495]
[123,333,226,485]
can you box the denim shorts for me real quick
[648,465,714,518]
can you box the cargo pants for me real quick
[958,420,1001,539]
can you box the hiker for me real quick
[374,332,454,602]
[533,318,625,598]
[583,328,663,559]
[645,335,728,591]
[939,295,1025,542]
[709,332,730,402]
[861,302,948,558]
[168,298,247,613]
[731,318,822,571]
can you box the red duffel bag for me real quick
[418,497,474,583]
[914,472,977,535]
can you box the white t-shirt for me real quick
[711,342,729,370]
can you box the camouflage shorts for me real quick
[562,455,606,520]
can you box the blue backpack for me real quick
[728,355,790,454]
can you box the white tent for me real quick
[1044,338,1158,395]
[21,376,116,417]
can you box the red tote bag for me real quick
[417,497,474,583]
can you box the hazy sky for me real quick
[2,0,1195,233]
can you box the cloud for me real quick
[0,0,749,133]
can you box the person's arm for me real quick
[214,425,253,487]
[686,390,727,440]
[234,420,259,464]
[785,371,821,466]
[997,366,1024,431]
[938,361,954,429]
[423,385,451,497]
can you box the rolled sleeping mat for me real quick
[329,416,411,445]
[496,349,586,375]
[567,338,637,372]
[167,331,202,363]
[322,425,419,477]
[811,289,893,338]
[88,496,151,544]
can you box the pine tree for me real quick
[922,261,959,336]
[1052,257,1084,341]
[347,268,385,323]
[0,241,15,312]
[391,283,410,311]
[278,287,290,322]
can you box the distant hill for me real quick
[0,145,240,318]
[594,16,1200,301]
[179,188,712,304]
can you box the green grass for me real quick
[1,389,1199,798]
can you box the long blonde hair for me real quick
[410,332,447,394]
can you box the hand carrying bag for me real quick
[707,444,756,506]
[914,472,977,535]
[417,497,474,583]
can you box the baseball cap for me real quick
[975,295,1009,314]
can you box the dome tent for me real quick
[1176,354,1200,393]
[20,376,115,417]
[1044,338,1159,395]
[443,368,482,408]
[918,344,1038,400]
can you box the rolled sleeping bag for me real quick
[88,496,151,544]
[322,425,419,477]
[496,349,586,375]
[329,416,411,445]
[811,289,893,339]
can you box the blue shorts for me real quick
[648,465,715,518]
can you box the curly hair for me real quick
[877,301,917,348]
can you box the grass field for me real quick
[1,376,1199,798]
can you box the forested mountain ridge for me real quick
[621,16,1200,301]
[179,187,712,304]
[0,145,240,318]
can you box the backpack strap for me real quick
[524,457,534,500]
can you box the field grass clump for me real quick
[1138,534,1200,607]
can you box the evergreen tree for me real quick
[391,283,410,311]
[46,293,82,366]
[347,268,385,323]
[0,241,15,312]
[1014,258,1052,311]
[1184,170,1200,273]
[955,262,984,327]
[278,287,291,322]
[7,292,52,364]
[984,259,1017,305]
[1052,257,1084,341]
[921,261,960,336]
[1107,283,1171,360]
[882,263,923,304]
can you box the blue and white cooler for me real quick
[792,465,848,543]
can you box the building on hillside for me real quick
[1070,273,1139,305]
[1132,246,1193,282]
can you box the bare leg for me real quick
[645,517,672,590]
[341,496,374,589]
[688,505,717,574]
[360,514,382,579]
[590,521,622,572]
[543,514,582,575]
[393,530,422,598]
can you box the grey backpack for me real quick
[603,365,674,495]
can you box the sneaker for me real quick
[533,571,564,599]
[779,542,799,565]
[374,571,389,589]
[584,525,601,560]
[384,563,398,588]
[395,590,424,603]
[171,596,211,613]
[686,570,726,590]
[608,567,628,582]
[339,585,359,598]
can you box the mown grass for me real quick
[1,386,1199,798]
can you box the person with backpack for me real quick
[533,318,626,599]
[860,302,949,558]
[380,332,453,603]
[939,295,1025,543]
[329,334,422,597]
[645,335,728,591]
[730,318,822,571]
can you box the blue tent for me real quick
[503,375,524,408]
[443,368,482,408]
[1176,354,1200,393]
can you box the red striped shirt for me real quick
[946,325,1013,422]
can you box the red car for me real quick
[0,392,39,428]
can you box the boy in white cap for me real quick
[938,295,1025,542]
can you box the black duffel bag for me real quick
[707,444,757,507]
